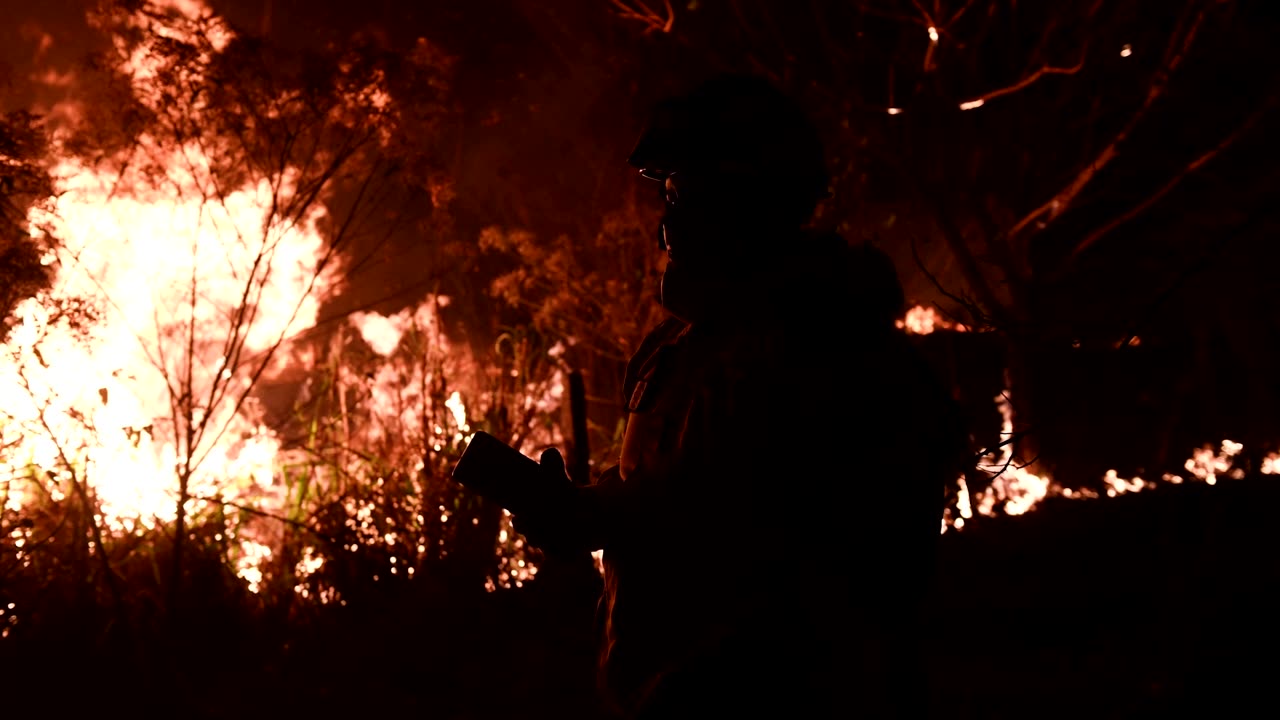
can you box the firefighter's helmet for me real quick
[628,74,830,222]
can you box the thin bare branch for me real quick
[1070,105,1267,260]
[1007,0,1210,241]
[947,0,979,25]
[908,0,937,27]
[959,52,1087,107]
[188,494,339,546]
[855,1,929,27]
[909,233,985,329]
[1116,204,1275,350]
[190,155,382,473]
[607,0,675,34]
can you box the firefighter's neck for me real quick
[660,242,808,328]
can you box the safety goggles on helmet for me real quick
[643,168,773,211]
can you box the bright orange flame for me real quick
[1103,469,1149,497]
[1,0,337,594]
[897,305,969,334]
[971,390,1051,518]
[236,539,273,594]
[1263,454,1279,475]
[3,150,329,535]
[1184,439,1246,484]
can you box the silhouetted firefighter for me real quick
[514,74,967,719]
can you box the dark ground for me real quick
[426,475,1280,719]
[926,476,1280,719]
[2,476,1275,719]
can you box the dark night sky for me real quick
[6,0,1274,312]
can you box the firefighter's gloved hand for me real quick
[511,448,583,556]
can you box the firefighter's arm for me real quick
[515,351,781,554]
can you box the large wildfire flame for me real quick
[2,1,560,602]
[2,159,326,529]
[1,0,339,594]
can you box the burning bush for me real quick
[0,0,560,637]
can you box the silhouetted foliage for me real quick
[0,110,54,337]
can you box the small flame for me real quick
[972,391,1051,517]
[1183,439,1245,484]
[445,391,470,434]
[1103,469,1148,497]
[236,539,273,594]
[1262,454,1279,475]
[896,305,969,334]
[956,477,973,519]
